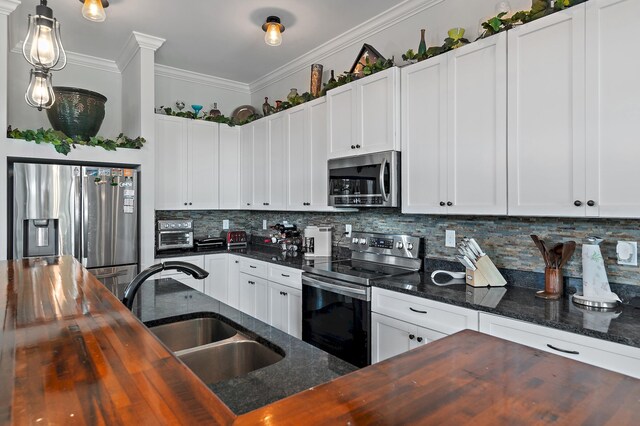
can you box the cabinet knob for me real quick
[351,145,356,149]
[587,200,596,207]
[356,144,361,149]
[247,203,251,206]
[189,202,192,206]
[574,200,583,207]
[417,337,423,343]
[184,202,188,206]
[409,334,415,340]
[235,261,239,264]
[447,201,453,207]
[282,292,287,296]
[439,201,445,207]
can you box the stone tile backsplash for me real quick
[157,209,640,286]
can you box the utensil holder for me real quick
[465,255,507,287]
[535,267,563,299]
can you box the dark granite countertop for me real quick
[374,263,640,350]
[130,278,356,415]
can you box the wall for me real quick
[7,52,123,139]
[158,209,640,287]
[251,0,530,106]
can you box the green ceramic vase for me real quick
[46,87,107,141]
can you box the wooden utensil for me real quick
[530,235,549,267]
[558,241,576,269]
[549,243,563,268]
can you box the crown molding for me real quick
[0,0,20,16]
[249,0,445,93]
[11,42,120,73]
[117,31,166,71]
[155,64,250,94]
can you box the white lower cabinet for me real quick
[227,255,241,309]
[267,281,302,339]
[203,254,228,303]
[238,272,269,322]
[154,255,205,292]
[478,312,640,378]
[371,288,478,363]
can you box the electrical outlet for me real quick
[222,220,229,230]
[263,220,267,230]
[617,241,638,266]
[345,224,352,237]
[445,230,456,248]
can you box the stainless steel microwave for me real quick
[328,151,399,207]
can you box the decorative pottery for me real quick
[328,70,336,84]
[209,102,221,117]
[191,104,203,117]
[46,87,107,140]
[310,64,323,98]
[231,104,258,123]
[175,100,185,111]
[418,29,427,56]
[275,100,282,110]
[287,88,298,103]
[262,97,273,116]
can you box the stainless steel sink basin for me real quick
[149,317,238,352]
[177,340,283,384]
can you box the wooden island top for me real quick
[1,256,639,425]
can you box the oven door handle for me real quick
[302,275,370,301]
[379,157,389,202]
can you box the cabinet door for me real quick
[219,126,241,209]
[287,106,308,210]
[447,33,507,215]
[178,277,204,293]
[268,115,287,210]
[254,276,269,323]
[585,0,640,218]
[204,254,228,303]
[327,83,356,158]
[240,124,254,209]
[227,256,241,309]
[188,121,219,210]
[286,287,302,339]
[238,272,257,316]
[155,116,187,209]
[308,100,329,209]
[268,281,287,332]
[401,56,448,214]
[358,67,400,154]
[507,6,587,216]
[252,120,268,209]
[371,312,416,364]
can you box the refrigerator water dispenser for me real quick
[23,219,58,257]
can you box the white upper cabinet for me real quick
[286,98,330,211]
[585,0,640,218]
[267,114,287,210]
[155,115,218,210]
[218,125,241,209]
[328,67,400,159]
[507,5,587,217]
[252,120,268,209]
[402,33,507,215]
[240,124,254,209]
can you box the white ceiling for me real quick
[10,0,401,83]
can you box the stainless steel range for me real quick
[302,232,423,367]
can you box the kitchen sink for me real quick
[177,340,284,384]
[149,317,238,352]
[146,314,284,385]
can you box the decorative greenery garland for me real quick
[6,126,145,156]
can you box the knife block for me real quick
[465,255,507,287]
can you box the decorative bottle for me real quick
[418,29,427,56]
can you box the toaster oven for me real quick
[157,220,194,251]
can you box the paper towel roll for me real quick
[581,243,621,302]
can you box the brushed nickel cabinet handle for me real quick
[547,344,579,355]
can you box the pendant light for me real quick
[22,0,66,110]
[80,0,108,23]
[25,69,55,111]
[262,16,285,47]
[22,0,66,71]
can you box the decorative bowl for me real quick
[46,87,107,140]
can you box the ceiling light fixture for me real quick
[22,0,67,110]
[262,16,285,47]
[79,0,109,23]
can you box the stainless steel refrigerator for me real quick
[11,163,139,295]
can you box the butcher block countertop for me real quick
[2,256,640,425]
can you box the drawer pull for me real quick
[281,274,290,277]
[417,337,423,343]
[409,307,427,314]
[250,265,257,269]
[409,334,415,340]
[248,281,255,285]
[547,344,579,355]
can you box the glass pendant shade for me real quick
[22,7,66,71]
[25,69,55,111]
[82,0,106,22]
[262,16,284,47]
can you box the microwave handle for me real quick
[379,157,389,202]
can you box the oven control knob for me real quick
[359,238,367,245]
[396,242,404,249]
[407,242,414,251]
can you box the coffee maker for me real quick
[303,226,332,257]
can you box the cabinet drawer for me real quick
[372,288,478,335]
[479,313,640,378]
[154,255,205,277]
[268,264,302,289]
[239,258,268,277]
